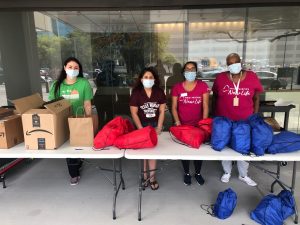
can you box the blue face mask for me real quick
[228,63,242,74]
[66,69,79,78]
[184,71,197,81]
[142,79,155,88]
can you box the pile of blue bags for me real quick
[211,113,300,155]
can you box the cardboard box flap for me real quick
[12,93,44,114]
[44,99,70,114]
[0,108,14,120]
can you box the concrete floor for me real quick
[0,159,299,225]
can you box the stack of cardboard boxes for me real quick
[0,93,71,150]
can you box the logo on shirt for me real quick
[62,90,80,100]
[222,85,250,96]
[179,96,202,104]
[140,102,159,118]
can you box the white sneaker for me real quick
[239,176,257,186]
[221,173,231,183]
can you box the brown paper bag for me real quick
[68,115,94,147]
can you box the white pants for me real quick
[221,160,249,178]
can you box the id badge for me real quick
[233,96,239,107]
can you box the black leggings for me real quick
[66,158,82,178]
[181,160,203,174]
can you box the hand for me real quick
[175,121,181,126]
[155,126,162,135]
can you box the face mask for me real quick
[142,79,155,88]
[184,71,197,81]
[66,69,79,78]
[228,63,242,74]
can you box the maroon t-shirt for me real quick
[130,87,166,123]
[212,70,264,121]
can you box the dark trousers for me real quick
[181,160,203,174]
[66,158,82,178]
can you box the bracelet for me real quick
[174,121,180,125]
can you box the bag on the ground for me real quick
[94,116,133,149]
[170,125,206,148]
[211,117,232,151]
[250,190,295,225]
[231,121,251,154]
[213,188,237,219]
[248,114,273,156]
[198,118,213,141]
[267,131,300,154]
[114,126,157,149]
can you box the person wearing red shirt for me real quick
[172,61,210,186]
[212,53,263,186]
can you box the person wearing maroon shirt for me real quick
[130,67,166,190]
[171,61,210,186]
[212,53,264,186]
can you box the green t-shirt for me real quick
[49,77,93,116]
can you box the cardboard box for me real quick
[13,93,71,150]
[0,108,24,149]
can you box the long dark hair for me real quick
[54,57,83,98]
[133,67,160,90]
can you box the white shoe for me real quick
[221,173,231,183]
[239,176,257,186]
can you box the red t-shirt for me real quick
[212,70,263,121]
[129,87,166,123]
[171,80,210,126]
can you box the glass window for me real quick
[1,6,299,132]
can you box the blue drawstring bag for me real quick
[267,131,300,154]
[211,117,232,151]
[278,190,296,220]
[231,121,251,154]
[248,114,273,156]
[213,188,237,219]
[250,190,295,225]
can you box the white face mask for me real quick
[142,79,155,88]
[228,63,242,74]
[66,69,79,78]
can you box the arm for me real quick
[171,96,181,126]
[130,106,143,129]
[156,103,166,134]
[253,92,260,113]
[84,100,92,117]
[211,93,217,117]
[202,93,209,119]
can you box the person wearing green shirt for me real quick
[49,57,93,185]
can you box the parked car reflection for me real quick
[256,71,288,90]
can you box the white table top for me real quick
[125,132,300,161]
[0,142,124,159]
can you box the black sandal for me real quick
[142,178,149,188]
[150,180,159,190]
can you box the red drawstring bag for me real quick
[94,116,128,149]
[170,125,206,148]
[198,118,213,141]
[123,119,135,134]
[114,126,158,149]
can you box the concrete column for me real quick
[0,11,41,104]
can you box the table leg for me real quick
[0,174,6,188]
[291,162,298,224]
[271,162,281,193]
[138,159,143,221]
[119,159,125,190]
[112,159,117,220]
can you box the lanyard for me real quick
[230,72,242,96]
